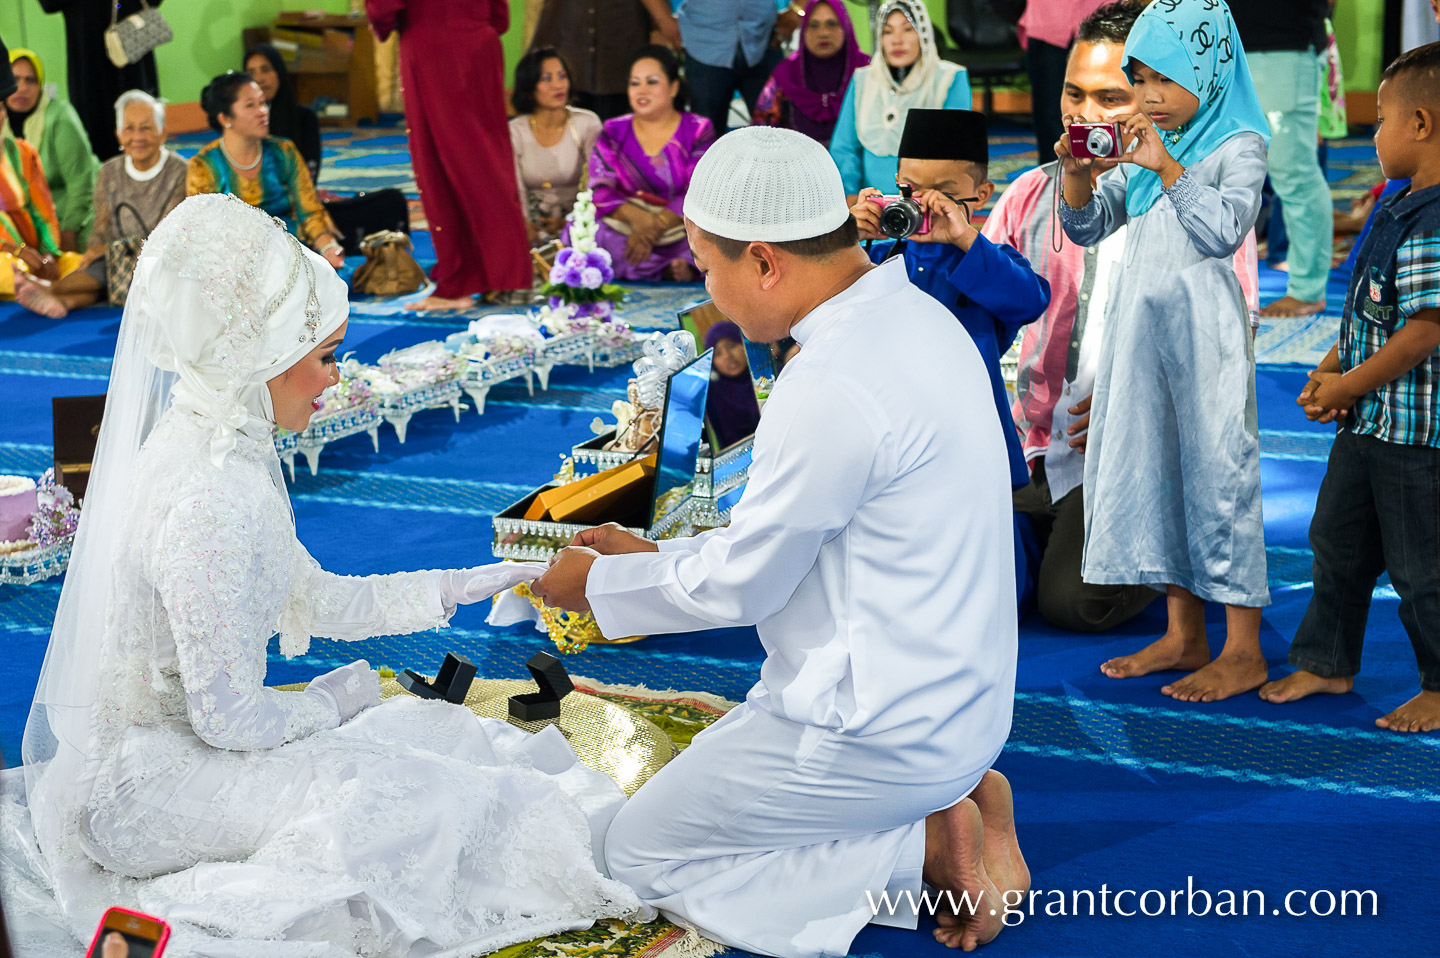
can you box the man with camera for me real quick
[850,108,1051,611]
[981,0,1258,632]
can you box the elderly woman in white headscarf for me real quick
[827,0,971,202]
[15,90,187,318]
[3,194,649,955]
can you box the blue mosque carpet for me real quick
[0,127,1429,957]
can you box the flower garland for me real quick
[27,469,79,548]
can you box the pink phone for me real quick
[87,907,171,958]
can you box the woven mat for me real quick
[280,674,737,958]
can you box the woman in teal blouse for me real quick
[828,0,970,201]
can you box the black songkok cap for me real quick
[898,108,989,164]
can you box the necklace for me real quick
[220,138,261,171]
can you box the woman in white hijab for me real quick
[2,194,649,956]
[827,0,971,202]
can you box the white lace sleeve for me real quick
[276,541,451,658]
[155,492,341,750]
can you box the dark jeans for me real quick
[1013,460,1158,632]
[686,45,784,136]
[1290,429,1440,690]
[1026,39,1069,164]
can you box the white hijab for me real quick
[21,194,349,929]
[854,0,965,158]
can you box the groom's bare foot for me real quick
[1376,690,1440,733]
[968,770,1029,900]
[1259,670,1353,703]
[1101,630,1210,680]
[924,799,1003,951]
[1161,648,1269,702]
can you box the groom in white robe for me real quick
[533,127,1024,957]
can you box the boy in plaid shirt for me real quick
[1260,43,1440,732]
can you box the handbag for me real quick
[105,1,173,69]
[351,230,428,297]
[105,202,148,306]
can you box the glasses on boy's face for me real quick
[896,181,980,216]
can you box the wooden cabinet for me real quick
[247,13,379,126]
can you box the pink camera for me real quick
[1068,121,1124,160]
[866,193,931,239]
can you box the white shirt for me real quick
[587,258,1016,758]
[1044,224,1126,503]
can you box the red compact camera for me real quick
[87,907,171,958]
[1067,121,1124,160]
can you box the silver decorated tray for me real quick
[533,329,598,388]
[275,403,382,479]
[376,380,465,443]
[490,482,696,561]
[0,536,72,586]
[459,352,537,415]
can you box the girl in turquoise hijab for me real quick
[1118,0,1270,216]
[1055,0,1274,706]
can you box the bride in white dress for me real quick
[0,195,649,956]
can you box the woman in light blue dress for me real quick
[828,0,969,200]
[1057,0,1270,703]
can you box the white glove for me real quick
[438,562,547,614]
[307,659,382,724]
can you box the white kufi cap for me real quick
[683,127,850,243]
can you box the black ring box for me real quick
[508,652,575,721]
[398,652,477,705]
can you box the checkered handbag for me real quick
[105,203,148,306]
[104,2,173,69]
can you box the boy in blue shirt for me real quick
[851,108,1051,610]
[1260,43,1440,733]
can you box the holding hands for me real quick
[531,523,659,613]
[1297,370,1354,424]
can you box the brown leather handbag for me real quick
[351,230,427,297]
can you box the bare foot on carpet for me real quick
[1161,648,1269,702]
[1260,295,1325,318]
[1101,630,1210,680]
[1376,690,1440,733]
[404,294,473,312]
[1259,670,1353,704]
[14,273,68,319]
[967,770,1029,900]
[924,799,1004,951]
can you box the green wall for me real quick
[0,0,530,105]
[0,0,1387,107]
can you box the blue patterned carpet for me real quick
[0,127,1429,957]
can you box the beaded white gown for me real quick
[0,411,648,957]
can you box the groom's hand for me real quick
[531,546,601,612]
[571,522,659,556]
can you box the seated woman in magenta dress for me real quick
[586,45,714,282]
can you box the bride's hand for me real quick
[439,563,546,612]
[308,660,381,723]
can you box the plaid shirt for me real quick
[1341,227,1440,447]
